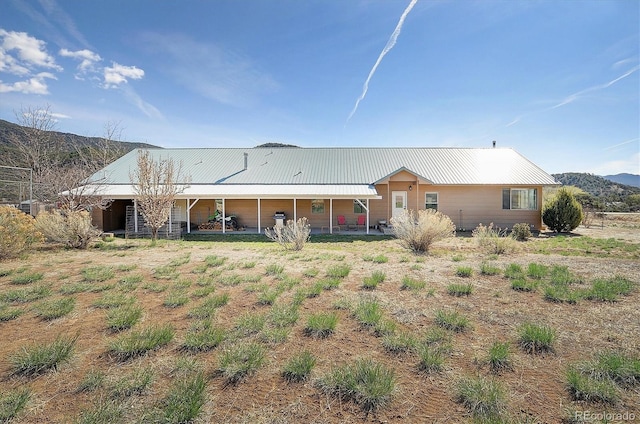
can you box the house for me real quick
[84,147,558,236]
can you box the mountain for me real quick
[552,173,640,197]
[0,119,157,163]
[603,173,640,188]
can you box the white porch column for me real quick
[168,206,172,233]
[366,199,370,234]
[257,198,261,234]
[134,199,138,233]
[186,198,200,234]
[329,198,333,234]
[293,198,297,222]
[222,198,226,234]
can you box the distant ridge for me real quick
[0,118,158,166]
[603,173,640,188]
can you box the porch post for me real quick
[134,199,138,233]
[293,198,297,222]
[222,198,226,234]
[366,199,370,234]
[329,198,333,234]
[168,206,172,233]
[186,199,190,233]
[257,198,261,234]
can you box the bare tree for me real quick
[129,149,190,241]
[9,105,126,211]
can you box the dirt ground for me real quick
[0,214,638,423]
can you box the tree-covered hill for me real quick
[552,172,640,212]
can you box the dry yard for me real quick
[0,214,639,423]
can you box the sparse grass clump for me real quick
[511,277,538,292]
[108,324,174,360]
[163,290,190,308]
[400,276,426,291]
[416,344,449,373]
[234,312,266,337]
[0,387,30,422]
[584,276,635,302]
[473,223,517,255]
[76,370,105,393]
[456,375,507,421]
[447,282,473,297]
[218,342,265,383]
[187,293,229,319]
[11,334,77,375]
[105,303,143,331]
[304,312,338,338]
[487,341,512,372]
[110,366,154,398]
[81,266,115,282]
[75,399,123,424]
[518,322,556,354]
[455,266,473,277]
[479,262,501,276]
[34,297,75,320]
[577,351,640,387]
[10,272,44,285]
[363,254,389,263]
[92,293,135,309]
[434,310,470,332]
[0,305,24,321]
[527,263,549,279]
[504,263,524,279]
[382,330,417,354]
[0,284,52,303]
[566,367,619,404]
[182,320,226,352]
[353,298,383,328]
[282,350,316,382]
[362,270,385,290]
[265,263,284,275]
[317,358,396,411]
[204,255,226,268]
[326,264,351,279]
[156,370,207,423]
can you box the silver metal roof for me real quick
[90,147,558,188]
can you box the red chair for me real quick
[336,215,346,232]
[356,215,366,231]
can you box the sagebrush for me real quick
[264,217,311,251]
[391,209,455,253]
[35,209,101,249]
[0,205,43,259]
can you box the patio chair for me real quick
[336,215,347,232]
[356,215,366,231]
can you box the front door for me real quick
[392,191,407,219]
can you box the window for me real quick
[425,192,438,210]
[353,199,366,214]
[311,199,325,214]
[502,188,537,210]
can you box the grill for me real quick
[273,211,286,227]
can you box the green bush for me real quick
[512,223,532,241]
[0,205,43,259]
[35,209,101,249]
[391,209,456,253]
[542,188,583,233]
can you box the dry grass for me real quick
[0,222,638,423]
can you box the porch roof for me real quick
[74,184,381,200]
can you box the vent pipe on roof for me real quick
[492,140,496,148]
[244,152,248,170]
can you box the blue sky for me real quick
[1,0,638,176]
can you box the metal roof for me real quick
[90,147,558,189]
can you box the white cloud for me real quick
[59,48,102,74]
[0,29,62,74]
[0,71,56,94]
[103,62,144,88]
[592,152,640,176]
[121,85,163,119]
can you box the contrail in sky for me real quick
[346,0,418,124]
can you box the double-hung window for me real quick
[311,199,325,214]
[425,193,438,210]
[502,188,537,210]
[353,199,366,214]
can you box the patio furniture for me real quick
[356,215,366,231]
